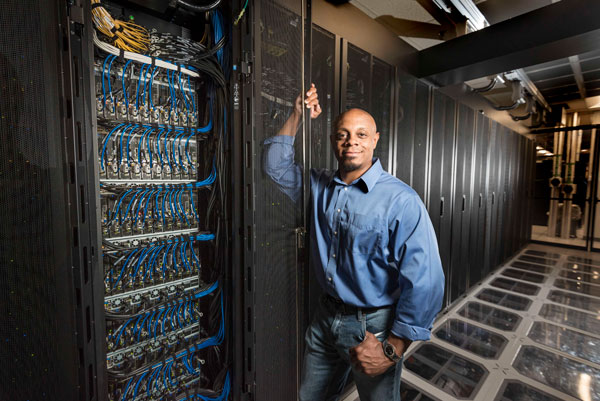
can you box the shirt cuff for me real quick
[391,321,432,342]
[263,135,295,145]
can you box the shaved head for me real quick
[332,108,377,134]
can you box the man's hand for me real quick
[349,332,409,377]
[278,84,322,137]
[294,83,322,119]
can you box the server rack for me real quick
[2,0,238,400]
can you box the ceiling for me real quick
[347,0,600,131]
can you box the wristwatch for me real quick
[382,339,402,363]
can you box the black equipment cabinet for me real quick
[451,104,475,303]
[428,91,456,302]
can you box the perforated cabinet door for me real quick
[250,0,307,399]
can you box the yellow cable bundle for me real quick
[91,0,150,53]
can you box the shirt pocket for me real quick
[340,213,384,255]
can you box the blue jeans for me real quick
[299,295,403,401]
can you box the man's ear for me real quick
[374,132,380,148]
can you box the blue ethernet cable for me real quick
[147,310,157,339]
[110,186,134,224]
[141,63,152,108]
[152,308,164,339]
[142,245,161,281]
[114,317,134,348]
[178,69,190,113]
[125,124,141,165]
[133,188,150,226]
[113,248,141,289]
[170,242,180,275]
[131,313,144,341]
[135,63,148,112]
[107,54,118,112]
[180,240,191,272]
[132,245,152,281]
[174,129,187,171]
[169,305,177,330]
[137,126,153,166]
[190,238,200,266]
[170,130,182,170]
[141,188,157,226]
[119,377,134,401]
[132,370,148,401]
[169,188,183,221]
[188,188,198,221]
[154,187,163,223]
[100,123,126,171]
[101,54,113,111]
[147,244,164,280]
[161,243,173,278]
[118,124,135,169]
[176,301,184,328]
[155,127,166,166]
[161,188,168,227]
[146,367,161,398]
[175,189,189,225]
[163,129,173,171]
[122,188,144,225]
[144,127,155,168]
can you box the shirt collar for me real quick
[330,158,383,193]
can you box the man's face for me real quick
[330,109,379,173]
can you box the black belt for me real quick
[324,293,392,315]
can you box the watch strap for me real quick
[382,339,402,363]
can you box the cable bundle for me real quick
[150,32,208,63]
[98,122,213,176]
[103,235,214,293]
[108,292,226,401]
[91,0,150,53]
[102,184,200,233]
[107,282,218,351]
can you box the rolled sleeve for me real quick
[389,194,445,342]
[263,135,302,202]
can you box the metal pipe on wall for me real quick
[561,113,578,239]
[582,128,596,239]
[548,110,566,236]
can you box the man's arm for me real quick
[388,194,445,343]
[351,193,445,376]
[263,85,321,202]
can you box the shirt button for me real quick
[332,254,336,258]
[344,187,348,191]
[328,277,333,282]
[333,231,337,236]
[337,208,341,213]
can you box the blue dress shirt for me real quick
[263,135,445,341]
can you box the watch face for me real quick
[384,343,394,357]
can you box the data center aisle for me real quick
[341,244,600,401]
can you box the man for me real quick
[264,85,444,401]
